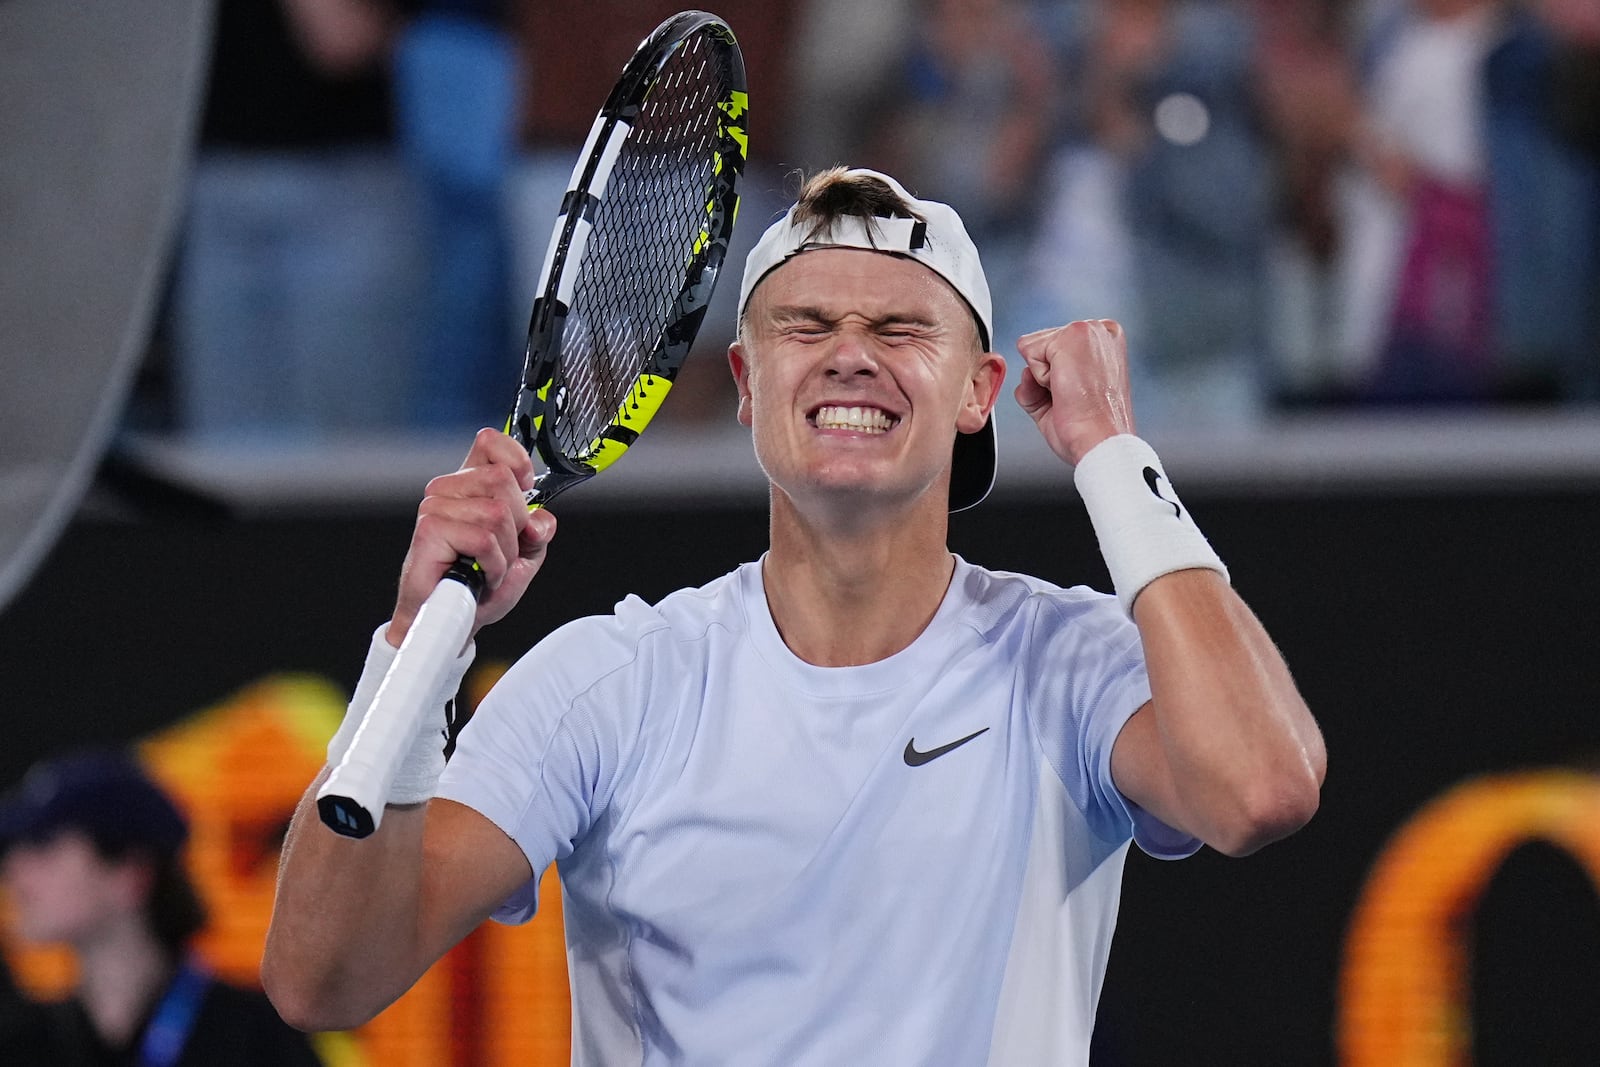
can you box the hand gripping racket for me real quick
[318,10,747,837]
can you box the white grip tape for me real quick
[1073,435,1228,616]
[318,579,479,833]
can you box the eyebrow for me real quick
[768,305,942,331]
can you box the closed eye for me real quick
[875,314,939,341]
[877,326,938,346]
[781,324,832,341]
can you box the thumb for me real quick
[524,508,558,551]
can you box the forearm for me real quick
[1018,330,1324,855]
[1132,570,1326,855]
[262,769,434,1031]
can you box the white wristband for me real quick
[327,623,476,805]
[1073,435,1228,616]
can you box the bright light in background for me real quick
[1154,92,1210,146]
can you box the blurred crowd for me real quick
[132,0,1600,444]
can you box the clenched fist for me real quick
[1015,319,1136,467]
[390,428,558,646]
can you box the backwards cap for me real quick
[0,749,188,858]
[737,169,997,512]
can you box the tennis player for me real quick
[264,167,1325,1064]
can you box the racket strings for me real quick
[551,31,732,462]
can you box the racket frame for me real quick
[316,10,746,838]
[509,10,748,507]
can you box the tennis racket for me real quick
[318,10,747,838]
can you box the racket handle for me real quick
[317,571,480,838]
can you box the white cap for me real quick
[737,169,997,511]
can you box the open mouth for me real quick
[809,404,900,435]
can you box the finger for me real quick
[394,512,511,639]
[424,460,530,517]
[1017,345,1052,387]
[513,511,558,570]
[424,474,528,556]
[461,427,538,492]
[416,474,528,566]
[477,511,558,627]
[1014,326,1057,367]
[522,508,558,555]
[1014,366,1049,416]
[1017,325,1064,349]
[413,503,517,587]
[467,494,527,582]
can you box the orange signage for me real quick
[1,668,572,1067]
[1339,771,1600,1065]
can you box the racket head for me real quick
[510,11,748,505]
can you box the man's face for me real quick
[0,829,144,947]
[729,248,1004,514]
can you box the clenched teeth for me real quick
[812,405,897,433]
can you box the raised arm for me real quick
[264,790,530,1030]
[1016,321,1325,857]
[262,429,553,1029]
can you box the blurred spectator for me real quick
[0,750,321,1065]
[1024,0,1275,430]
[864,0,1059,347]
[1332,0,1600,403]
[155,0,1599,443]
[393,0,522,429]
[784,0,917,171]
[1011,0,1147,369]
[1253,0,1365,400]
[1487,0,1600,400]
[170,0,424,443]
[1346,0,1511,400]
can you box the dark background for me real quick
[3,482,1598,1063]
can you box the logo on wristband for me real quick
[1142,467,1181,519]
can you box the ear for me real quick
[957,350,1007,434]
[728,341,754,428]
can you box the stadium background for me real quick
[2,0,1598,1062]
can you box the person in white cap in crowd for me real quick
[263,166,1326,1064]
[0,749,323,1066]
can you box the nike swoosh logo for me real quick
[1143,466,1182,518]
[903,727,990,767]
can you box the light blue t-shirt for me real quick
[436,555,1198,1065]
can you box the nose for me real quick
[823,329,880,378]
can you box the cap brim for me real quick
[949,414,997,513]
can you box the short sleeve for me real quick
[436,609,660,923]
[1022,592,1201,860]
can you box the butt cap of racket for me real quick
[318,794,376,838]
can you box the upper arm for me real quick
[416,798,535,959]
[1110,570,1325,856]
[1109,700,1194,841]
